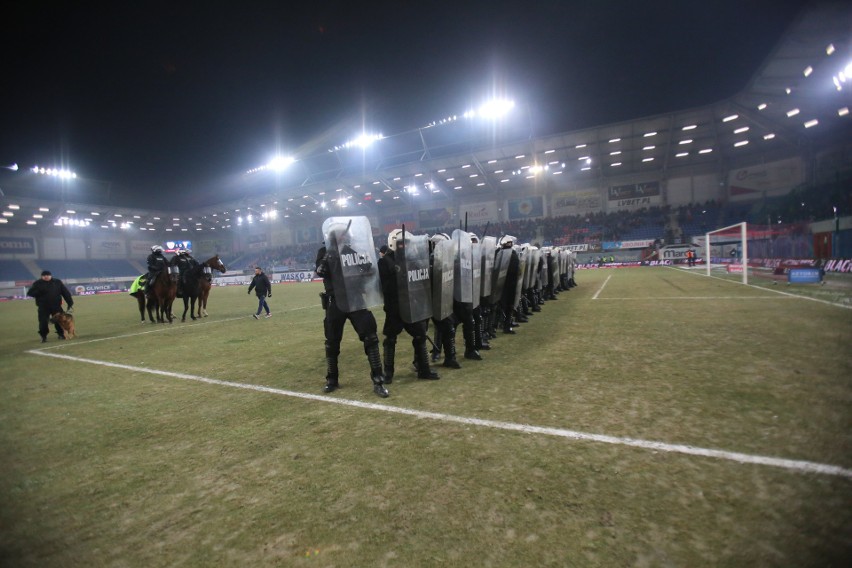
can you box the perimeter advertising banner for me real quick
[131,241,154,256]
[507,195,544,220]
[0,237,36,255]
[552,190,603,215]
[728,157,803,202]
[601,239,656,250]
[90,238,127,259]
[458,201,499,225]
[608,181,662,211]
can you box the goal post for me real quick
[704,222,749,284]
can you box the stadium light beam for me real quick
[268,155,295,171]
[2,163,18,171]
[477,98,515,120]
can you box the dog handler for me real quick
[26,270,74,342]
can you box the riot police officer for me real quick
[497,235,520,334]
[315,217,389,398]
[379,229,439,382]
[428,233,462,370]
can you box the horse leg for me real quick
[181,296,189,322]
[201,292,208,317]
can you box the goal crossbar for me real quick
[705,221,748,284]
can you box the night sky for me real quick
[2,0,809,207]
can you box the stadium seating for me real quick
[0,260,37,282]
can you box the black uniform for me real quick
[172,254,199,296]
[27,276,74,341]
[315,245,388,397]
[378,248,438,381]
[146,251,169,288]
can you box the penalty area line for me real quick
[592,274,612,300]
[27,350,852,480]
[669,266,852,310]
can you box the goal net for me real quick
[703,222,749,284]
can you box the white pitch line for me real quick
[591,274,612,300]
[669,266,852,310]
[37,304,324,349]
[27,349,852,480]
[596,296,795,301]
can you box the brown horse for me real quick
[178,255,227,322]
[146,266,179,323]
[197,254,227,318]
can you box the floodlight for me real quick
[477,98,515,119]
[268,155,295,171]
[2,163,17,171]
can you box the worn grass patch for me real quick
[1,268,850,566]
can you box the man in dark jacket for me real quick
[247,266,272,319]
[27,270,74,342]
[146,245,169,290]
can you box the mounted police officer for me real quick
[145,245,169,291]
[379,228,439,382]
[172,249,199,297]
[315,216,389,398]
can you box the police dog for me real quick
[50,312,76,339]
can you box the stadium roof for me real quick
[1,1,849,233]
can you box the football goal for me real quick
[704,222,749,284]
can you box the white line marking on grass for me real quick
[596,296,795,301]
[669,266,852,310]
[592,275,612,300]
[27,350,852,479]
[38,304,324,349]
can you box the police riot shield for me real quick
[539,248,550,288]
[396,233,432,323]
[530,247,542,291]
[548,249,559,287]
[522,245,535,290]
[513,245,527,308]
[431,238,455,321]
[480,236,497,299]
[322,216,382,313]
[559,249,570,287]
[568,250,577,280]
[490,247,510,305]
[452,229,473,304]
[471,239,481,310]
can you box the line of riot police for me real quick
[315,216,578,398]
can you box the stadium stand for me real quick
[0,260,37,282]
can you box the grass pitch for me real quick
[1,267,850,566]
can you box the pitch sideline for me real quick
[26,348,852,480]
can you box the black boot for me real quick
[474,313,490,351]
[442,326,461,369]
[383,337,396,384]
[365,335,389,398]
[323,342,339,393]
[462,320,481,360]
[431,325,442,362]
[414,338,440,379]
